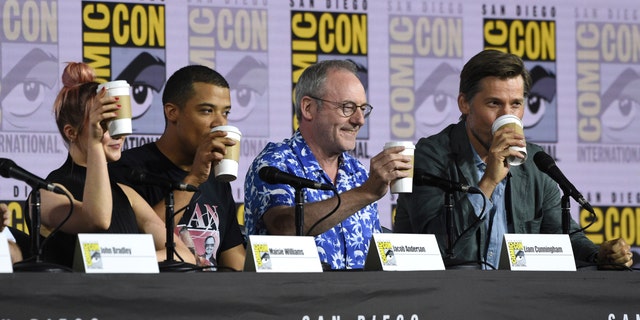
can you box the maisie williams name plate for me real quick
[0,233,12,273]
[499,234,576,271]
[244,235,322,272]
[73,233,159,273]
[364,233,445,271]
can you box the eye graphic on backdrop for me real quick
[0,48,57,129]
[414,63,459,137]
[524,65,556,129]
[601,68,640,143]
[226,56,268,121]
[116,52,166,119]
[130,83,155,118]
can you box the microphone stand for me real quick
[561,193,571,234]
[443,190,460,268]
[158,190,198,272]
[13,189,72,272]
[294,187,304,236]
[442,190,480,269]
[444,191,455,258]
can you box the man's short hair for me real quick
[162,65,230,108]
[459,50,532,104]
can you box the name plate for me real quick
[499,233,576,271]
[244,235,322,272]
[73,233,159,273]
[364,233,445,271]
[0,232,12,273]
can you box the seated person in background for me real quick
[395,50,632,269]
[244,60,412,270]
[1,203,23,264]
[35,62,194,268]
[111,65,245,272]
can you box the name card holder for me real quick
[244,235,322,272]
[74,233,159,273]
[0,233,12,273]
[364,233,445,271]
[499,233,576,271]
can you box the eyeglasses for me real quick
[308,96,373,118]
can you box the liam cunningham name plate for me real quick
[499,233,576,271]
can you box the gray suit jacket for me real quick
[395,121,598,264]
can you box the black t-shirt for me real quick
[111,143,245,267]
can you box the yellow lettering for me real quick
[583,207,604,243]
[620,207,635,244]
[130,5,148,46]
[605,207,620,239]
[83,3,110,30]
[484,20,508,50]
[148,5,164,47]
[84,46,111,81]
[112,4,129,45]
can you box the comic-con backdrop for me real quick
[1,0,639,256]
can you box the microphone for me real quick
[127,168,198,192]
[0,158,65,194]
[533,151,594,213]
[258,166,334,191]
[414,169,482,194]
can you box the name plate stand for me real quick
[244,235,322,272]
[0,232,12,273]
[74,233,159,273]
[364,233,445,271]
[499,234,576,271]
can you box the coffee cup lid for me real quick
[491,114,522,134]
[211,125,242,136]
[384,141,415,149]
[98,80,130,89]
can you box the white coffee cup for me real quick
[97,80,132,138]
[211,125,242,182]
[491,114,527,166]
[384,141,415,193]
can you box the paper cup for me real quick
[384,141,415,193]
[97,80,132,138]
[211,125,242,182]
[491,114,527,166]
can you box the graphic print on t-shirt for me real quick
[175,203,221,268]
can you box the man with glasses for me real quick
[244,60,412,270]
[198,236,217,267]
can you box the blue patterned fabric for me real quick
[244,130,381,269]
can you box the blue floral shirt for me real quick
[244,130,381,269]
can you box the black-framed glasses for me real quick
[308,96,373,118]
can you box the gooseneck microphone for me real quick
[259,166,334,190]
[127,168,198,192]
[0,158,65,194]
[414,169,482,194]
[533,151,594,213]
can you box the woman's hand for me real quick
[87,87,120,144]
